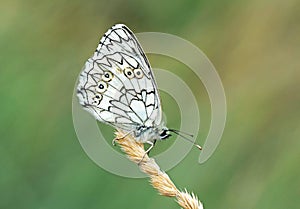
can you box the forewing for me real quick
[77,24,162,130]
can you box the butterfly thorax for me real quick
[134,125,171,143]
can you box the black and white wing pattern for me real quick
[77,24,162,131]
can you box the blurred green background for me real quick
[1,0,299,208]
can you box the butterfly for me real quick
[77,24,201,153]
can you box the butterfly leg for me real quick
[112,130,134,146]
[138,140,156,165]
[146,140,156,155]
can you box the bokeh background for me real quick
[1,0,299,208]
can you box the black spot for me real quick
[104,73,109,78]
[96,95,100,99]
[127,71,132,76]
[99,84,104,89]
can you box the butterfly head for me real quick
[159,127,171,140]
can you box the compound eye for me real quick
[124,68,134,79]
[134,68,143,79]
[102,71,113,82]
[160,130,166,137]
[159,129,170,140]
[97,81,108,93]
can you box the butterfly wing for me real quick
[77,24,162,131]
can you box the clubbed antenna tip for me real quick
[196,144,202,150]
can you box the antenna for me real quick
[169,129,194,137]
[169,129,202,150]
